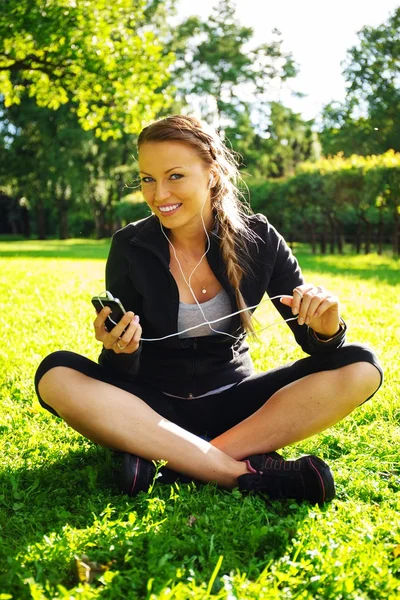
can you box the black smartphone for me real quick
[91,293,127,332]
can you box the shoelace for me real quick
[255,457,302,472]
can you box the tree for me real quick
[225,103,320,178]
[2,96,143,239]
[0,0,175,139]
[320,7,400,156]
[320,101,386,157]
[168,0,297,127]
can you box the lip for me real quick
[157,203,182,217]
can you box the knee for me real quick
[37,366,73,413]
[341,361,382,405]
[35,351,86,415]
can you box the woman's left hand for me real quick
[280,284,341,337]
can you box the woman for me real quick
[35,115,382,504]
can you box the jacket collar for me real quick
[129,214,241,333]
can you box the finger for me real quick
[279,295,294,308]
[291,285,314,316]
[114,317,140,350]
[124,324,142,351]
[105,311,135,345]
[303,293,326,325]
[297,286,324,324]
[94,305,111,325]
[312,296,339,320]
[93,307,111,339]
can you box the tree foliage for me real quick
[225,102,320,178]
[320,7,400,156]
[169,0,297,126]
[0,0,175,139]
[248,151,400,255]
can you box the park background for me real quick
[0,1,399,598]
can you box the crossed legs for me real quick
[37,360,381,489]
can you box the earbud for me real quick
[208,174,214,187]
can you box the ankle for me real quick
[217,457,251,489]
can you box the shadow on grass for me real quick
[0,446,314,598]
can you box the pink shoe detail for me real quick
[307,457,325,502]
[130,456,140,495]
[245,459,259,474]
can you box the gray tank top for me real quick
[178,288,232,338]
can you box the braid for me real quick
[137,114,261,334]
[217,209,256,335]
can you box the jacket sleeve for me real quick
[265,223,347,354]
[98,233,143,377]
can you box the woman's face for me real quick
[138,141,213,232]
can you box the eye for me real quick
[170,173,183,180]
[141,177,154,184]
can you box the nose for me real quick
[154,181,172,203]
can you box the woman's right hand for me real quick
[94,307,142,354]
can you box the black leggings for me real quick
[34,343,383,440]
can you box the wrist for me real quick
[312,318,345,342]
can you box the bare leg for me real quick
[38,367,248,488]
[211,362,381,459]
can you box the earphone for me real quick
[154,185,298,341]
[98,179,299,342]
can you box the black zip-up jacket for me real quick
[98,213,346,397]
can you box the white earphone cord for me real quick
[98,180,299,342]
[141,181,298,342]
[97,290,298,342]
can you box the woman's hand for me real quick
[94,307,142,354]
[280,284,341,338]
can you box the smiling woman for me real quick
[139,142,213,230]
[34,114,383,505]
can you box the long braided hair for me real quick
[137,114,257,334]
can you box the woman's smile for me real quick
[138,141,214,231]
[157,202,183,216]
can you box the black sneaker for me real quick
[118,453,193,497]
[243,451,284,467]
[238,454,335,504]
[118,453,155,496]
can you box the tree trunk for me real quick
[58,193,69,240]
[319,232,326,254]
[21,206,30,238]
[377,205,384,255]
[36,198,46,240]
[360,214,371,254]
[94,203,107,239]
[327,214,335,254]
[307,222,317,254]
[355,221,362,254]
[333,217,344,254]
[393,204,400,256]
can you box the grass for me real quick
[0,238,399,599]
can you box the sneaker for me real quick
[118,453,155,497]
[117,452,192,497]
[243,451,284,467]
[238,455,335,504]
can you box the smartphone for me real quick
[91,292,127,332]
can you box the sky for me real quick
[176,0,399,122]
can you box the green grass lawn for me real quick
[0,239,399,599]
